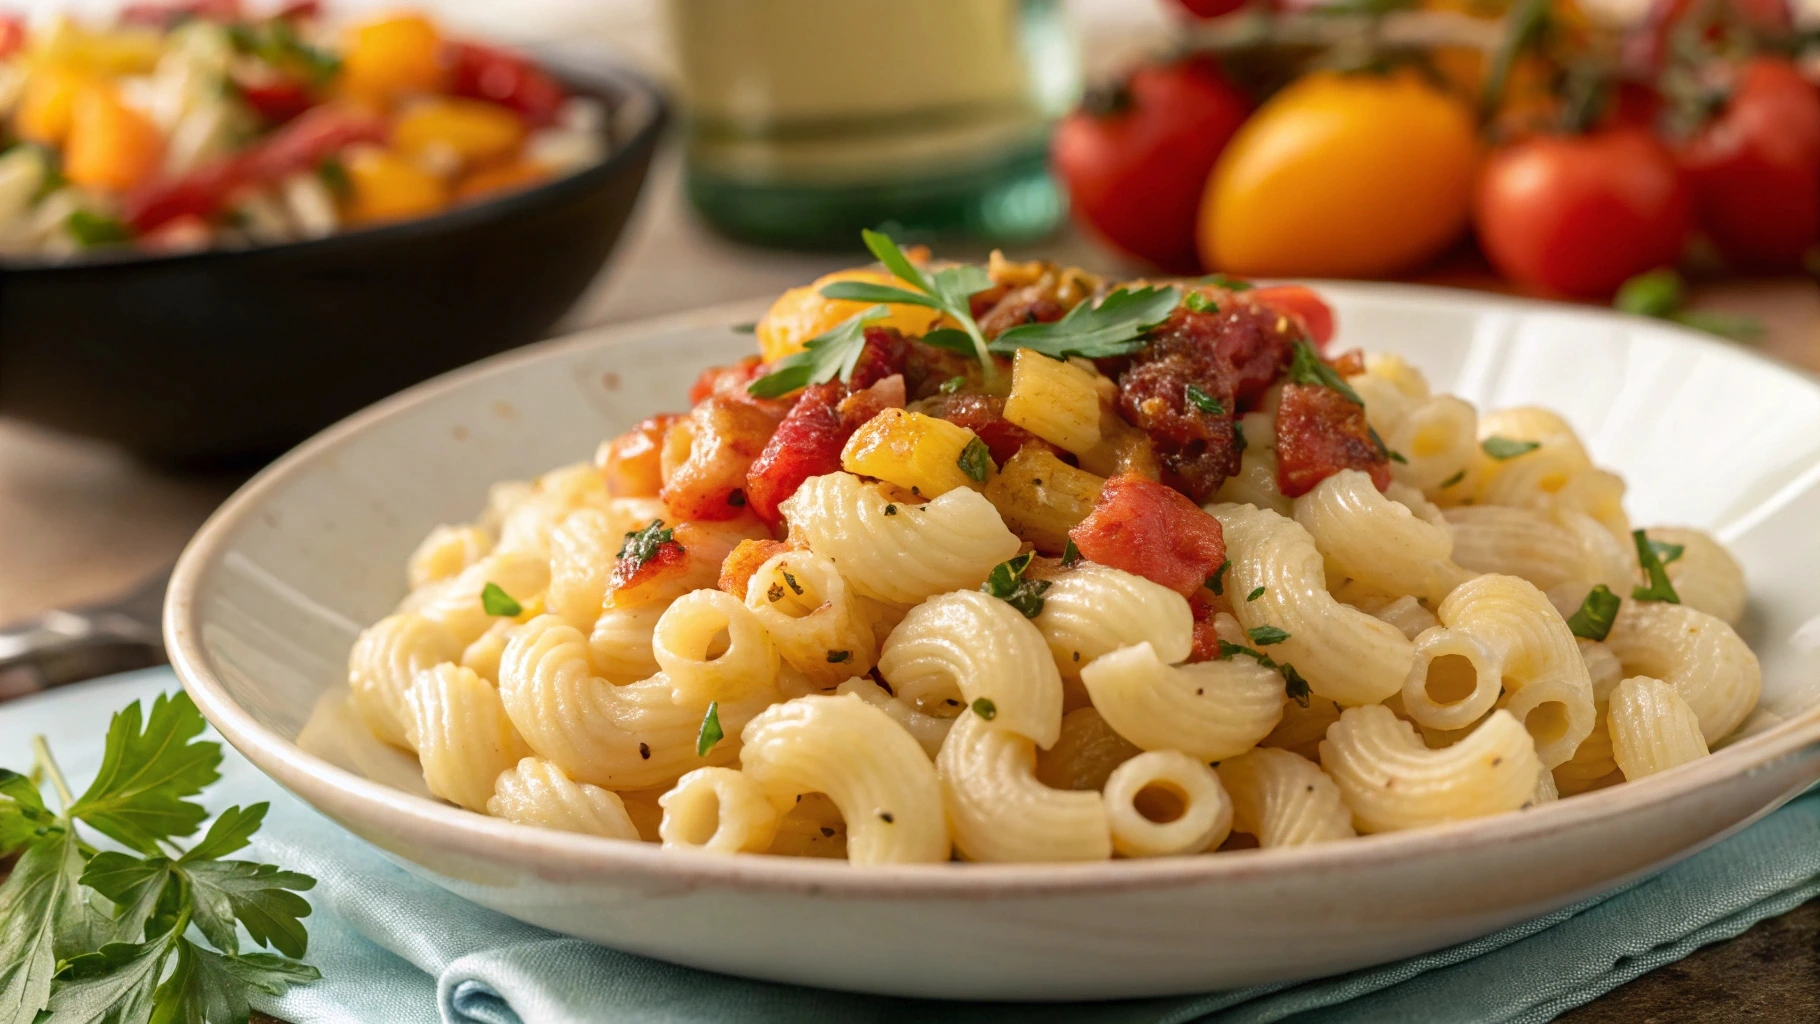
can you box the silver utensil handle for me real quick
[0,608,165,701]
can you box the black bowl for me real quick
[0,63,666,466]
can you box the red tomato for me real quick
[1249,285,1335,348]
[445,42,567,127]
[1068,473,1226,598]
[1677,58,1820,271]
[0,14,24,59]
[232,74,314,125]
[1475,128,1692,298]
[1052,57,1249,273]
[1170,0,1248,16]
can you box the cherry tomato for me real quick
[1475,127,1692,298]
[1627,0,1791,75]
[445,42,567,127]
[1197,70,1478,279]
[0,15,22,60]
[1677,58,1820,271]
[1250,285,1335,348]
[1052,57,1249,273]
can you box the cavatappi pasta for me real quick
[345,248,1762,864]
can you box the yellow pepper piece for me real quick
[755,268,951,364]
[62,86,164,192]
[25,17,163,76]
[341,12,444,105]
[14,67,91,146]
[841,408,991,499]
[343,146,449,225]
[456,158,549,202]
[393,98,525,167]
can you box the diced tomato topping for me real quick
[0,15,25,59]
[917,391,1051,465]
[1274,383,1390,498]
[600,413,681,498]
[742,328,908,526]
[120,0,241,27]
[718,538,789,600]
[1186,593,1222,663]
[1250,285,1336,349]
[1068,473,1226,597]
[233,75,315,125]
[445,41,567,127]
[609,536,688,597]
[659,398,777,521]
[690,357,763,405]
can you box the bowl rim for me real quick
[0,60,667,275]
[165,282,1820,897]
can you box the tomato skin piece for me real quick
[1249,285,1335,349]
[1474,128,1692,298]
[1068,473,1227,598]
[445,41,567,127]
[1677,59,1820,272]
[1052,57,1249,273]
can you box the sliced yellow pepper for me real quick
[343,145,449,225]
[393,98,525,167]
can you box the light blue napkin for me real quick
[5,669,1817,1024]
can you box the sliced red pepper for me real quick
[232,74,315,125]
[445,41,567,127]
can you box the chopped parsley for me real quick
[827,650,852,663]
[1201,273,1253,291]
[617,520,677,571]
[766,583,785,603]
[1286,340,1364,405]
[1061,538,1082,567]
[1631,530,1682,604]
[480,582,522,617]
[781,570,804,596]
[1183,291,1218,314]
[1246,585,1266,602]
[989,284,1182,360]
[746,304,892,398]
[1217,640,1276,669]
[957,437,994,482]
[1207,559,1231,596]
[66,210,131,247]
[1246,625,1291,646]
[1369,426,1405,464]
[981,552,1051,618]
[1566,584,1621,641]
[696,702,724,756]
[1185,383,1225,416]
[1647,536,1686,566]
[971,698,998,720]
[1233,421,1248,453]
[940,375,967,394]
[1440,469,1467,488]
[1282,664,1312,707]
[316,157,352,200]
[1481,436,1541,460]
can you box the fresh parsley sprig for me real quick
[1631,530,1682,604]
[1286,341,1364,405]
[746,304,892,399]
[1566,584,1621,641]
[818,230,999,374]
[0,693,318,1024]
[981,552,1051,618]
[988,284,1182,360]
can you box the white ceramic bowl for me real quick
[166,285,1820,1001]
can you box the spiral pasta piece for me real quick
[1079,642,1283,762]
[1646,527,1747,626]
[488,756,640,840]
[1032,564,1193,678]
[406,664,530,812]
[348,613,464,750]
[744,549,878,686]
[1211,502,1414,706]
[1607,676,1710,781]
[1103,751,1232,857]
[408,524,493,590]
[1602,599,1759,744]
[587,601,667,684]
[658,767,783,853]
[738,694,951,865]
[877,589,1064,749]
[1217,748,1356,847]
[652,589,781,705]
[781,472,1020,607]
[1320,705,1541,833]
[937,707,1111,862]
[834,677,953,759]
[1294,470,1472,604]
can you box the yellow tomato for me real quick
[755,269,950,363]
[63,86,164,191]
[343,146,449,225]
[341,12,444,106]
[1197,70,1478,279]
[393,98,526,167]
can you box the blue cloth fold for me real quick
[4,670,1814,1024]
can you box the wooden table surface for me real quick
[7,148,1819,1019]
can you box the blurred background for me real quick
[5,0,1820,630]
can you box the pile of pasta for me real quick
[347,290,1758,866]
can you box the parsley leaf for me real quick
[1217,640,1277,669]
[1246,625,1291,646]
[1246,586,1266,602]
[989,285,1181,360]
[939,375,967,394]
[70,694,220,854]
[0,825,86,1019]
[480,582,521,617]
[1185,384,1225,415]
[1566,584,1622,641]
[1183,291,1218,314]
[1206,559,1230,596]
[1632,529,1682,604]
[41,928,177,1024]
[1481,436,1541,460]
[1201,273,1253,291]
[1646,537,1685,566]
[697,702,724,757]
[79,852,176,948]
[1440,469,1467,488]
[1286,341,1364,405]
[618,520,677,571]
[182,859,316,958]
[1281,664,1312,708]
[981,553,1052,618]
[971,698,998,720]
[0,769,48,855]
[957,437,994,483]
[1061,539,1081,567]
[746,304,892,398]
[151,942,318,1024]
[818,230,998,373]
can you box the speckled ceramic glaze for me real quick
[166,286,1820,1001]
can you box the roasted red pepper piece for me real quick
[1069,472,1226,597]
